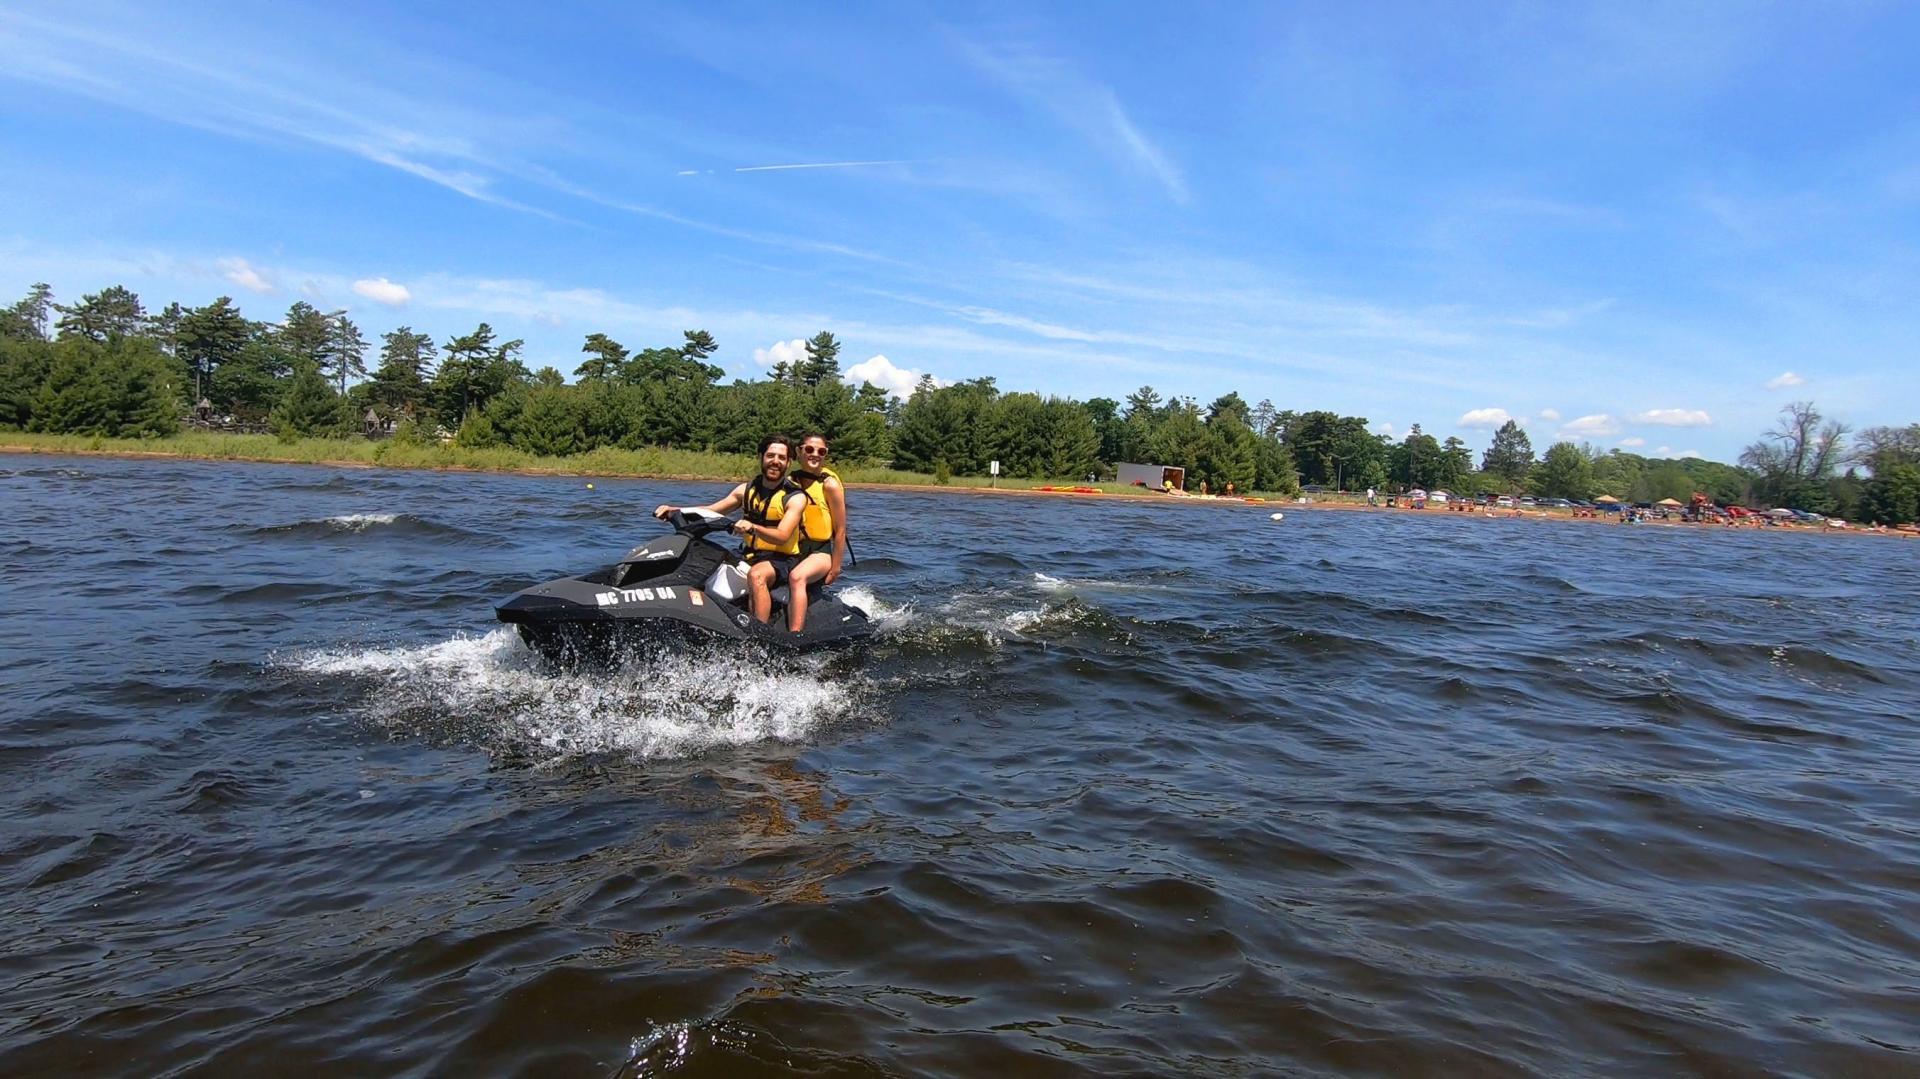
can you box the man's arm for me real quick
[655,484,747,520]
[735,491,806,543]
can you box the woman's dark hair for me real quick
[799,431,829,450]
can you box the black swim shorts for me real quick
[745,552,797,587]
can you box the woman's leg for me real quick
[785,552,831,632]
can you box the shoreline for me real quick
[4,441,1910,539]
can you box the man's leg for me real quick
[747,561,777,623]
[786,553,829,632]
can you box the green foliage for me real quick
[270,359,349,440]
[0,335,54,428]
[509,386,586,456]
[27,337,181,437]
[1861,464,1920,525]
[1532,441,1595,499]
[455,408,501,449]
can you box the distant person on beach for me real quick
[653,433,811,631]
[787,431,850,602]
[1366,487,1377,506]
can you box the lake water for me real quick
[3,453,1918,1075]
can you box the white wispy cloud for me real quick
[0,9,568,218]
[1458,407,1514,428]
[1656,446,1704,459]
[845,354,942,398]
[734,160,909,173]
[1634,407,1711,426]
[1765,371,1805,389]
[1560,414,1620,437]
[1618,436,1646,447]
[352,277,411,306]
[958,38,1188,204]
[1539,408,1561,422]
[218,257,274,294]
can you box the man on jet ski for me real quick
[653,433,815,632]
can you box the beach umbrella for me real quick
[1594,495,1620,503]
[1656,497,1684,507]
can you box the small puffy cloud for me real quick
[845,354,943,398]
[1655,446,1704,459]
[1634,408,1712,427]
[752,338,808,369]
[1539,408,1561,422]
[1458,407,1513,428]
[1372,421,1397,439]
[1617,436,1647,447]
[1765,371,1805,389]
[352,277,411,306]
[1560,413,1619,437]
[219,257,274,294]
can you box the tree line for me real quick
[2,282,1914,521]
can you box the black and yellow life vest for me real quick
[790,465,840,552]
[741,475,804,556]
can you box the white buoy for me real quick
[1269,512,1285,521]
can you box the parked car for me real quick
[1543,498,1574,508]
[1496,495,1516,508]
[1519,497,1537,507]
[1429,490,1450,505]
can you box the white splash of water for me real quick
[287,629,861,761]
[325,513,400,531]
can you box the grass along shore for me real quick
[5,431,1909,534]
[0,430,1300,499]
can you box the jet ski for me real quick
[496,509,875,663]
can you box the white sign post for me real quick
[989,460,1000,487]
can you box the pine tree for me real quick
[270,359,348,439]
[176,297,250,405]
[799,331,840,387]
[54,286,145,342]
[2,283,54,341]
[325,311,369,395]
[575,333,628,381]
[1481,419,1535,490]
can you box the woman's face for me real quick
[800,438,829,467]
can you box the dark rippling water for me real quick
[4,453,1919,1076]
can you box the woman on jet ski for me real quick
[788,432,849,600]
[653,433,813,631]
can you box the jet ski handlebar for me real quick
[668,508,736,537]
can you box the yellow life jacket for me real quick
[791,466,839,546]
[741,475,804,556]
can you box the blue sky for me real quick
[4,1,1917,462]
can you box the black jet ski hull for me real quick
[495,518,875,663]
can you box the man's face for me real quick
[761,442,790,482]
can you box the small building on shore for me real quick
[1117,462,1186,492]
